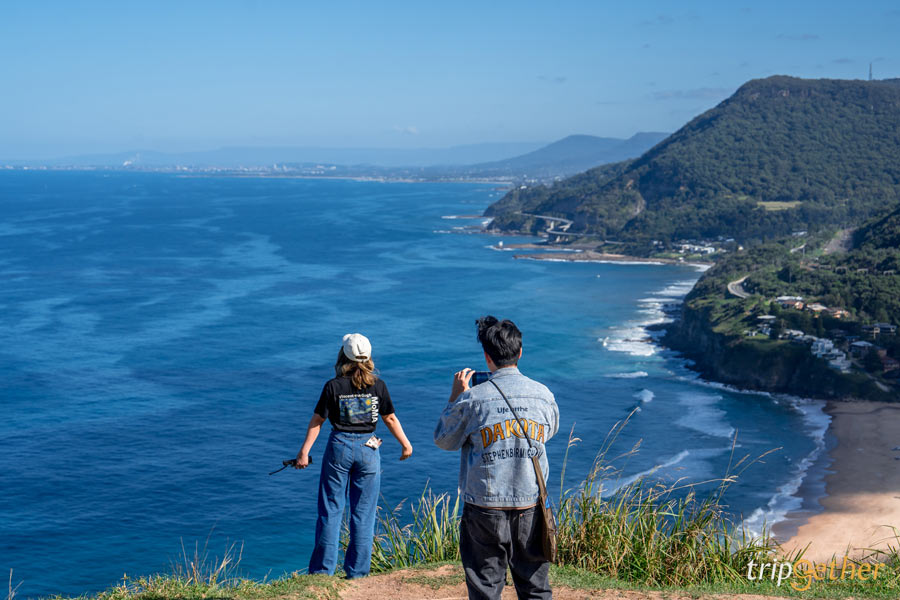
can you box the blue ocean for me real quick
[0,172,827,598]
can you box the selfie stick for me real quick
[269,457,313,476]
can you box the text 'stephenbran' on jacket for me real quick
[434,367,559,508]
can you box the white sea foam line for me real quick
[741,399,830,536]
[671,371,832,534]
[675,391,736,440]
[604,370,649,379]
[602,273,703,357]
[601,449,693,496]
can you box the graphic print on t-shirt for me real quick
[338,393,380,425]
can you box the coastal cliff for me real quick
[662,291,895,402]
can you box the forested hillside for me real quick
[487,76,900,248]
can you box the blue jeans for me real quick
[308,431,381,578]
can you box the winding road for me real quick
[727,275,751,298]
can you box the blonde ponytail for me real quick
[334,349,377,389]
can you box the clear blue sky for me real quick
[1,0,897,158]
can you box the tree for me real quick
[863,350,883,373]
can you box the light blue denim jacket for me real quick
[434,366,559,508]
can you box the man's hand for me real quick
[450,368,474,403]
[294,450,310,469]
[400,443,413,461]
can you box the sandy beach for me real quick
[781,401,900,561]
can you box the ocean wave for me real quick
[634,389,655,402]
[605,370,649,379]
[603,275,702,358]
[655,279,699,297]
[742,399,830,536]
[603,323,659,356]
[602,449,692,495]
[670,365,833,535]
[675,391,736,439]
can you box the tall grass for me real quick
[370,490,460,572]
[7,570,21,600]
[366,413,795,587]
[553,412,781,586]
[170,534,245,587]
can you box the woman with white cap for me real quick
[294,333,413,578]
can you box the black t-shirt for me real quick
[314,376,395,433]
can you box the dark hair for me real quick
[476,315,522,367]
[334,349,377,390]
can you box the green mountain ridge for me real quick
[486,76,900,247]
[467,132,668,178]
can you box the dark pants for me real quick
[459,503,552,600]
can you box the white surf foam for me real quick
[671,369,833,535]
[634,389,655,402]
[742,398,830,536]
[602,449,692,495]
[603,275,703,357]
[605,370,649,379]
[675,391,736,439]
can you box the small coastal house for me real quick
[827,308,850,319]
[784,329,805,338]
[876,323,897,335]
[806,303,828,313]
[862,324,881,337]
[757,315,777,322]
[811,338,834,357]
[882,356,900,372]
[775,295,805,310]
[828,355,851,372]
[850,340,875,357]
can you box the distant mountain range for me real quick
[2,133,669,181]
[445,133,668,179]
[487,76,900,246]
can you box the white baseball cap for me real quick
[342,333,372,362]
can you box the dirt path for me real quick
[823,228,855,255]
[337,565,791,600]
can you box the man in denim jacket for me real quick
[435,316,559,600]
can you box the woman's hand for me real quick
[294,450,310,469]
[400,443,413,461]
[450,368,474,403]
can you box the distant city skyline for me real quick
[1,0,898,159]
